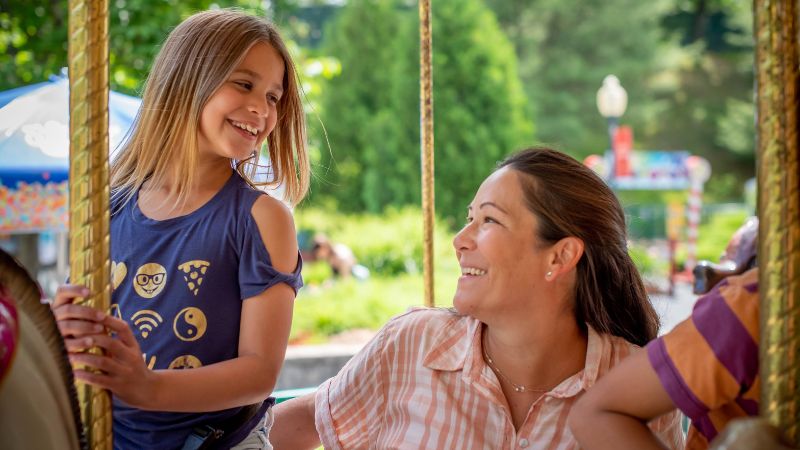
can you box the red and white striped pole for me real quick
[684,156,711,272]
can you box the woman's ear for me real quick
[548,237,584,277]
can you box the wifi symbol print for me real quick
[132,310,164,339]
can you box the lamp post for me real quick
[596,75,628,182]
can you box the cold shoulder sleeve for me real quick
[238,210,303,300]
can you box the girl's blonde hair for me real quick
[111,9,309,208]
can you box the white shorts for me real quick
[230,407,274,450]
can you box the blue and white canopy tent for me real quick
[0,73,140,233]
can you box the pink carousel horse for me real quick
[0,249,84,449]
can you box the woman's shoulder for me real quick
[354,307,473,365]
[589,327,642,373]
[381,307,470,342]
[391,306,465,325]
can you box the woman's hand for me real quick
[68,315,158,409]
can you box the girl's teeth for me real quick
[232,121,257,135]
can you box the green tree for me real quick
[0,0,267,94]
[485,0,670,160]
[313,0,532,223]
[650,0,755,200]
[407,0,532,223]
[309,0,408,212]
[485,0,756,200]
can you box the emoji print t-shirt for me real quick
[109,172,303,450]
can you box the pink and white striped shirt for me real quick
[315,308,683,449]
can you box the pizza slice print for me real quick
[177,260,210,296]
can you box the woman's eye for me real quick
[235,81,252,90]
[484,216,498,224]
[267,94,279,105]
[465,216,473,224]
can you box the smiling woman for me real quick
[451,166,560,323]
[271,147,684,450]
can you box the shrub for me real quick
[675,205,750,267]
[295,206,453,276]
[291,207,461,342]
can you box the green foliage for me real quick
[632,1,756,201]
[484,0,756,200]
[715,98,755,158]
[0,0,269,94]
[694,206,749,263]
[484,0,670,160]
[310,0,532,223]
[617,190,685,240]
[414,0,533,223]
[292,207,461,343]
[628,243,663,277]
[0,0,337,177]
[301,260,333,285]
[309,0,412,212]
[0,2,67,89]
[292,275,425,343]
[0,0,337,101]
[295,206,454,276]
[674,205,749,266]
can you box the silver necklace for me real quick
[482,335,549,394]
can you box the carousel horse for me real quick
[0,248,84,449]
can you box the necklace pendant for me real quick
[514,386,524,393]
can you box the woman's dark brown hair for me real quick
[499,147,659,345]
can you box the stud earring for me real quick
[546,271,553,279]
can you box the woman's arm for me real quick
[271,394,321,450]
[66,195,298,411]
[568,348,676,450]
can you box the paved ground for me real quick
[650,281,698,335]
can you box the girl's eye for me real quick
[484,216,498,224]
[235,81,252,90]
[267,94,279,105]
[465,216,473,224]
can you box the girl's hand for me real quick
[70,315,158,409]
[51,284,106,351]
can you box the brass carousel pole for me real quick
[68,0,113,448]
[754,0,800,443]
[711,2,799,447]
[420,0,435,307]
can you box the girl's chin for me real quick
[222,147,257,161]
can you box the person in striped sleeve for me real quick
[569,268,795,449]
[272,148,683,449]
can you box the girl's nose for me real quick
[248,94,268,117]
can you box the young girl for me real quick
[51,9,309,449]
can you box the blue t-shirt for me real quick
[109,172,302,449]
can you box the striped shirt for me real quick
[647,268,759,449]
[315,308,683,449]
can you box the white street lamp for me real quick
[596,75,628,182]
[596,75,628,118]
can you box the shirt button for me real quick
[519,438,529,448]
